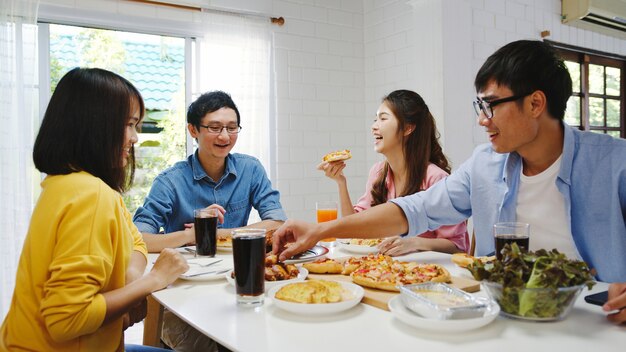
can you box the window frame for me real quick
[37,4,199,156]
[550,41,626,139]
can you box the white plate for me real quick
[269,281,364,315]
[225,268,309,290]
[179,258,233,281]
[283,245,329,264]
[339,242,380,254]
[387,296,499,332]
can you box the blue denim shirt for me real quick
[133,152,287,234]
[392,123,626,282]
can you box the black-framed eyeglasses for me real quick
[472,93,530,119]
[198,124,242,135]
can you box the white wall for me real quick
[36,0,626,222]
[271,0,367,221]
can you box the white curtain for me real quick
[0,0,40,320]
[194,12,271,172]
[194,12,272,224]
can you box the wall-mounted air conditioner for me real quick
[562,0,626,33]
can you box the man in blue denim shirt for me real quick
[133,91,286,253]
[133,91,287,351]
[273,41,626,324]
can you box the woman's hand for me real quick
[604,282,626,324]
[148,248,189,290]
[378,236,422,256]
[123,298,147,330]
[317,161,347,183]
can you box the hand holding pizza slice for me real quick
[322,149,352,162]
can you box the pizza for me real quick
[217,235,232,248]
[303,258,344,274]
[220,228,277,251]
[303,253,450,292]
[348,238,383,247]
[322,149,352,162]
[451,253,496,268]
[350,256,451,292]
[342,253,391,275]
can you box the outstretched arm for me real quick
[273,202,408,261]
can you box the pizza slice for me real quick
[451,253,496,268]
[322,149,352,162]
[302,258,344,274]
[350,258,451,292]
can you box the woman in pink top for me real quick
[318,90,469,255]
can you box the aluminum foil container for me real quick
[399,282,489,320]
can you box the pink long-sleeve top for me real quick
[353,161,469,252]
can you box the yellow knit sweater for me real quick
[0,171,147,351]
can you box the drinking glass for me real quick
[493,222,530,260]
[316,201,338,242]
[194,208,218,257]
[232,228,266,306]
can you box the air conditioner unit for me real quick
[562,0,626,32]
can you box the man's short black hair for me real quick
[187,91,240,127]
[474,40,573,120]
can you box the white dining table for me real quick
[143,247,624,352]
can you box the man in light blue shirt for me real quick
[133,90,286,253]
[273,41,626,324]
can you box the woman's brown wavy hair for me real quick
[370,90,450,206]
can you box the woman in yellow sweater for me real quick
[0,68,189,351]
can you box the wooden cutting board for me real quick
[307,273,480,311]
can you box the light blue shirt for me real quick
[133,151,287,234]
[392,123,626,282]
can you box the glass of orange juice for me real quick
[316,201,337,242]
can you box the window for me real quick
[44,24,188,213]
[554,43,625,139]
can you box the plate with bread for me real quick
[269,279,364,315]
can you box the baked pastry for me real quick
[451,253,496,268]
[303,258,344,274]
[348,238,382,247]
[275,280,348,303]
[322,149,352,162]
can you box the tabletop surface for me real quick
[149,247,623,352]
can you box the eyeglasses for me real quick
[472,93,530,119]
[198,124,242,135]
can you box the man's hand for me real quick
[272,220,321,262]
[604,282,626,324]
[204,204,226,224]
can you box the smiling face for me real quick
[189,107,239,162]
[477,81,539,155]
[372,101,404,157]
[122,101,141,167]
